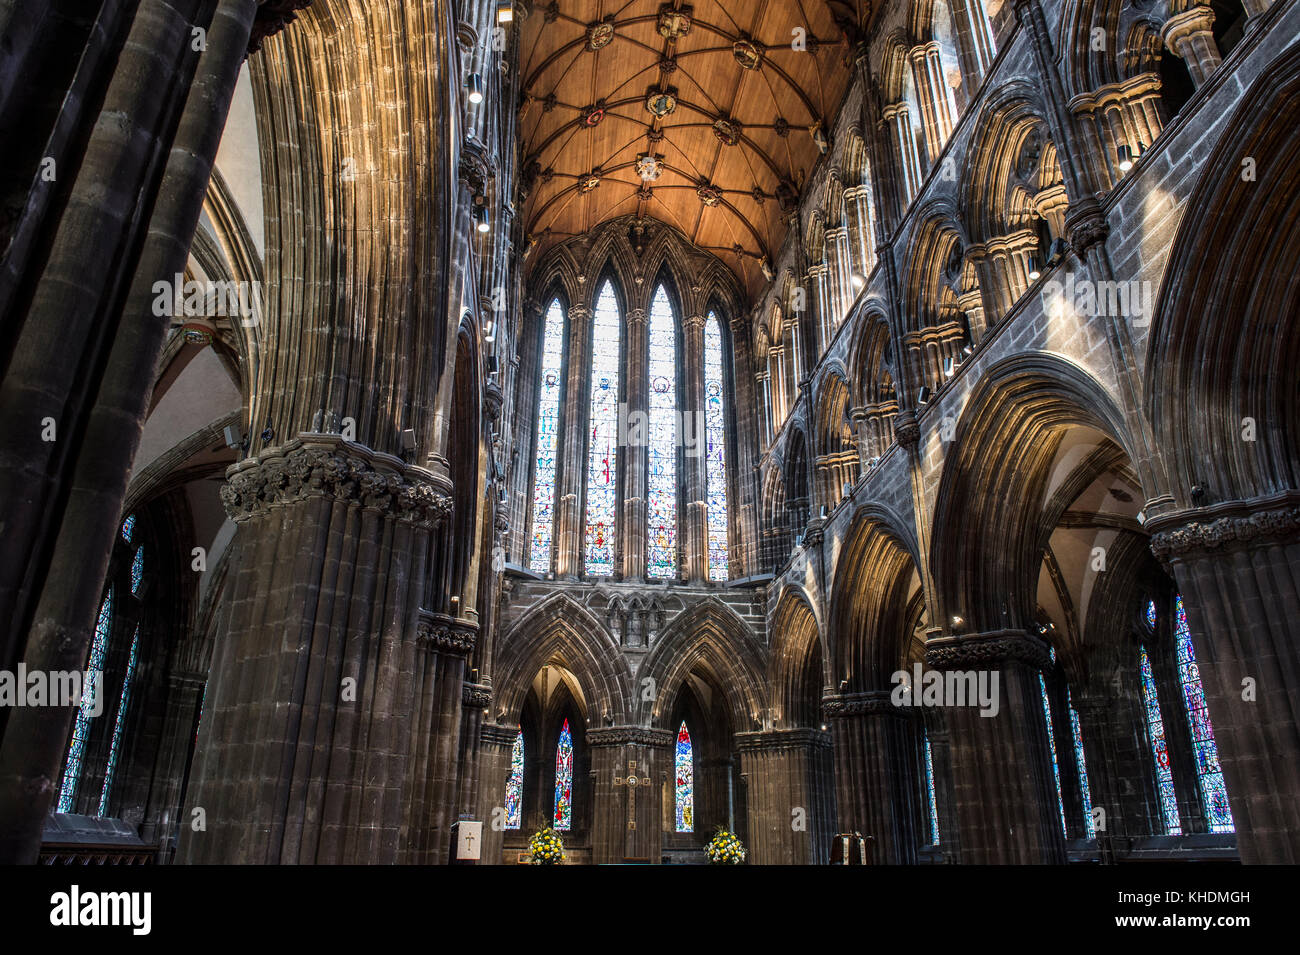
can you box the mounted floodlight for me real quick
[467,72,484,105]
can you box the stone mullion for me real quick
[556,304,591,578]
[1150,504,1300,862]
[845,185,875,278]
[926,631,1067,863]
[806,265,831,354]
[622,308,648,581]
[1047,675,1087,840]
[883,102,922,207]
[1162,6,1223,87]
[682,315,708,583]
[825,694,920,864]
[914,43,955,156]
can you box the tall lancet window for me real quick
[675,721,694,832]
[585,281,621,576]
[1138,639,1182,834]
[703,313,729,580]
[646,284,678,579]
[504,728,524,829]
[553,718,574,831]
[1171,596,1234,832]
[530,299,566,572]
[98,625,140,816]
[58,587,114,812]
[923,731,940,844]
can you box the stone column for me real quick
[823,692,921,864]
[756,370,773,448]
[1033,184,1070,240]
[587,727,672,864]
[845,185,876,279]
[0,0,271,864]
[682,314,708,583]
[924,630,1067,863]
[806,264,832,355]
[1149,495,1300,862]
[910,42,956,161]
[175,438,456,863]
[883,101,924,204]
[1162,6,1223,88]
[140,670,207,862]
[556,304,591,578]
[829,227,855,327]
[621,307,648,581]
[478,721,520,864]
[736,729,835,864]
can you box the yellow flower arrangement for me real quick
[528,828,566,865]
[704,828,747,865]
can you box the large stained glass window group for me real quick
[529,300,566,572]
[585,282,621,576]
[504,729,524,829]
[675,721,694,832]
[646,285,678,578]
[703,314,729,580]
[58,588,114,812]
[554,718,574,830]
[529,276,732,579]
[1173,596,1234,832]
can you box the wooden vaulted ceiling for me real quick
[518,0,869,298]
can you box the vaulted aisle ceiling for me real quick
[518,0,868,296]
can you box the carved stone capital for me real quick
[1065,196,1109,253]
[416,610,479,656]
[221,436,453,527]
[894,409,921,450]
[822,690,905,719]
[248,0,312,53]
[482,722,521,748]
[462,682,493,709]
[925,629,1052,671]
[586,726,675,747]
[484,379,504,421]
[1148,492,1300,563]
[734,728,833,753]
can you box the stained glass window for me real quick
[924,732,940,845]
[1138,642,1182,834]
[1038,670,1067,836]
[704,314,729,580]
[97,625,140,816]
[529,299,566,572]
[553,717,573,830]
[1068,691,1096,838]
[58,587,114,812]
[504,728,524,829]
[585,281,621,576]
[675,721,694,832]
[1174,596,1234,833]
[130,546,144,596]
[646,285,678,578]
[1145,599,1157,629]
[120,515,135,543]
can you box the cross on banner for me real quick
[613,759,640,831]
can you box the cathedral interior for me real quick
[0,0,1298,867]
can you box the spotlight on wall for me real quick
[496,1,514,23]
[962,343,974,356]
[819,505,829,519]
[868,456,880,468]
[942,355,955,378]
[851,272,866,291]
[473,202,490,233]
[486,355,500,375]
[223,425,242,449]
[917,386,931,405]
[466,72,484,105]
[1117,144,1134,173]
[1027,254,1042,281]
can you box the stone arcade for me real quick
[0,0,1298,866]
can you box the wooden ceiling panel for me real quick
[518,0,869,297]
